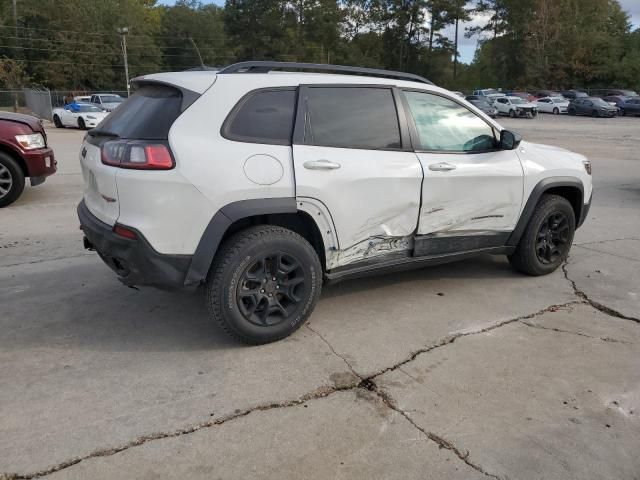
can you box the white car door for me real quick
[292,85,423,268]
[495,97,509,115]
[401,90,523,254]
[61,106,75,126]
[537,98,550,113]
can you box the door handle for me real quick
[303,160,341,170]
[428,162,457,172]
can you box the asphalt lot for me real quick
[1,115,639,479]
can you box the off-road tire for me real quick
[53,115,63,128]
[206,225,322,344]
[78,117,86,130]
[508,194,576,276]
[0,152,25,208]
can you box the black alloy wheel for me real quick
[78,117,86,129]
[236,252,306,327]
[535,211,571,265]
[53,115,63,128]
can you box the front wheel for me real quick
[509,194,575,276]
[206,225,322,344]
[553,107,559,115]
[78,117,86,130]
[0,152,26,208]
[568,108,576,116]
[53,115,63,128]
[509,109,516,118]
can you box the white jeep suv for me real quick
[78,61,592,344]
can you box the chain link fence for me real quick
[23,88,53,121]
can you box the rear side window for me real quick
[94,85,183,140]
[303,87,401,149]
[223,89,296,145]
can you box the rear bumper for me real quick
[23,147,56,179]
[78,200,192,289]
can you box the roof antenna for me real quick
[187,35,205,69]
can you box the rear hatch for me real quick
[80,74,214,225]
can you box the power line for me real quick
[0,44,212,58]
[0,24,227,42]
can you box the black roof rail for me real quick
[217,61,434,85]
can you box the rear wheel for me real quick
[53,115,63,128]
[78,117,86,130]
[509,194,575,276]
[206,225,322,344]
[553,107,559,115]
[591,110,599,118]
[568,108,576,116]
[0,152,25,208]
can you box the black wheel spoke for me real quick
[236,251,307,327]
[535,209,572,264]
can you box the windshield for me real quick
[591,98,609,107]
[77,105,103,112]
[100,95,124,103]
[510,98,525,104]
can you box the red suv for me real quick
[0,112,56,207]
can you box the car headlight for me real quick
[15,133,45,150]
[87,115,97,119]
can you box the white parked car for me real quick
[77,62,592,344]
[495,96,538,118]
[536,97,569,114]
[472,89,504,104]
[75,95,92,103]
[90,93,125,112]
[52,103,109,129]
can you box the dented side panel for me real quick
[293,144,422,269]
[416,150,524,235]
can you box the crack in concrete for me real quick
[574,244,640,263]
[575,236,640,246]
[359,379,501,479]
[2,301,581,479]
[562,261,640,324]
[520,320,632,344]
[306,324,360,378]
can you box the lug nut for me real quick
[260,289,265,293]
[272,277,276,281]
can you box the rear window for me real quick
[303,87,401,149]
[223,89,297,145]
[93,85,183,140]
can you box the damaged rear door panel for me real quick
[293,85,422,269]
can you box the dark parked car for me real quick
[465,96,498,117]
[0,112,56,207]
[560,90,588,100]
[618,97,640,116]
[602,95,630,107]
[605,89,638,98]
[531,90,561,99]
[567,97,618,118]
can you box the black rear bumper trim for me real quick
[77,200,192,289]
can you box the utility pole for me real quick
[117,27,130,96]
[12,0,18,37]
[453,0,460,79]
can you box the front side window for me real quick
[303,87,401,149]
[403,91,497,153]
[224,89,296,144]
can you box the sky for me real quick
[159,0,640,64]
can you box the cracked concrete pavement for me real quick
[1,116,638,479]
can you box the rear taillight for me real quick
[101,140,174,170]
[113,224,138,240]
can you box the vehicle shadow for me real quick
[0,254,520,353]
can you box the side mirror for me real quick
[500,130,522,150]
